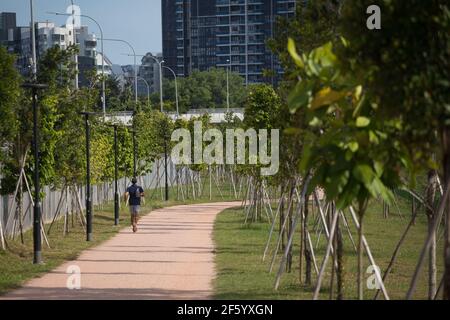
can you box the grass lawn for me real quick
[213,197,444,300]
[0,176,237,295]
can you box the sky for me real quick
[0,0,162,65]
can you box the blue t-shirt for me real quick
[127,184,144,206]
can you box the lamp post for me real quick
[132,127,137,178]
[226,59,230,112]
[80,112,93,241]
[145,55,165,113]
[164,131,169,201]
[162,66,179,117]
[151,59,168,200]
[69,0,79,90]
[22,83,48,264]
[113,125,119,226]
[48,11,105,115]
[101,38,137,104]
[159,60,164,113]
[30,0,37,78]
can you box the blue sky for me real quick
[0,0,162,65]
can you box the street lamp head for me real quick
[46,11,65,16]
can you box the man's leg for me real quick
[129,206,134,226]
[133,206,140,232]
[130,206,137,232]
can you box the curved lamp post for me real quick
[162,65,179,117]
[100,38,138,104]
[145,55,165,113]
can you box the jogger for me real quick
[124,177,145,233]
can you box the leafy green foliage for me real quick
[134,110,174,176]
[244,84,282,130]
[0,47,21,163]
[267,0,343,84]
[155,68,248,113]
[339,0,450,172]
[288,40,404,209]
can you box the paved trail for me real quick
[2,202,241,300]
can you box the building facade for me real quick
[0,12,106,87]
[0,12,16,45]
[161,0,296,84]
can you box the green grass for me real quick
[0,176,238,295]
[213,198,444,300]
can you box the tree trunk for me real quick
[357,201,367,300]
[441,126,450,300]
[303,195,312,285]
[329,211,337,300]
[299,197,304,283]
[287,199,293,273]
[426,169,438,299]
[336,215,344,300]
[18,178,24,244]
[411,196,417,225]
[280,194,285,250]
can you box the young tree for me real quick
[0,47,20,164]
[339,0,450,298]
[288,39,404,299]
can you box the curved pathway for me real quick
[2,202,241,300]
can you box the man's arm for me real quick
[140,187,145,205]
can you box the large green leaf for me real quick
[352,164,374,185]
[310,87,348,110]
[287,38,304,69]
[325,170,350,199]
[356,116,371,127]
[287,81,313,113]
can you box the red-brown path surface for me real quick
[2,202,241,300]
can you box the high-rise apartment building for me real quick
[161,0,296,84]
[0,12,110,86]
[0,12,16,45]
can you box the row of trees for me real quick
[179,0,447,301]
[258,0,450,299]
[0,36,250,199]
[0,45,172,197]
